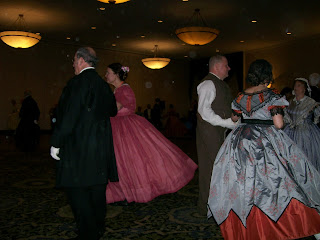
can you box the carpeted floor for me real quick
[0,134,316,240]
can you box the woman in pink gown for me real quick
[105,63,198,203]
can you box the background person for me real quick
[309,72,320,102]
[284,78,320,171]
[143,104,152,122]
[15,90,40,152]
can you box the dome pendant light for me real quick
[0,14,41,48]
[97,0,130,4]
[175,9,219,46]
[142,45,170,70]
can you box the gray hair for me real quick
[75,47,98,67]
[24,89,32,97]
[309,73,320,86]
[208,55,225,69]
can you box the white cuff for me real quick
[222,118,239,129]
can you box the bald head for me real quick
[209,55,230,80]
[209,55,225,69]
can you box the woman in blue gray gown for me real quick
[284,78,320,171]
[207,59,320,240]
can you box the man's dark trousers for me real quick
[65,184,107,240]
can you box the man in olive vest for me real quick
[196,55,237,215]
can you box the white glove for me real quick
[50,146,60,160]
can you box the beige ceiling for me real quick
[0,0,319,59]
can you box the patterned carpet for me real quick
[0,135,316,240]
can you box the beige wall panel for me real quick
[244,36,320,92]
[0,43,190,130]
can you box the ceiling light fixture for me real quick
[97,0,130,4]
[0,14,41,48]
[175,9,219,46]
[141,45,170,70]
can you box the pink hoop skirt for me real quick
[106,113,197,203]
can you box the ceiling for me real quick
[1,0,320,60]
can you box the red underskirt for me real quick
[220,199,320,240]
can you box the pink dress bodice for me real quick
[114,84,136,117]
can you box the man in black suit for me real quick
[50,47,118,240]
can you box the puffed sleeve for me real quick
[116,85,136,114]
[231,93,243,117]
[268,96,289,117]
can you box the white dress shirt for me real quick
[80,67,95,74]
[197,72,236,129]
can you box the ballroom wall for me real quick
[0,42,191,130]
[2,35,319,130]
[244,35,320,92]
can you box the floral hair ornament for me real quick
[121,66,130,73]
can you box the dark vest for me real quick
[197,73,233,140]
[203,73,232,119]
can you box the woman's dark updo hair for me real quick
[108,63,128,81]
[246,59,273,86]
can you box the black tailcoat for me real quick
[51,69,118,187]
